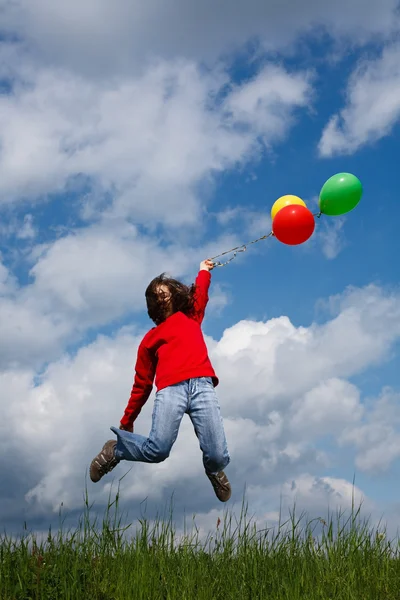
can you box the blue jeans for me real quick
[111,377,230,475]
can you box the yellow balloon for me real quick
[271,195,306,221]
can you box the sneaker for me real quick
[90,440,119,483]
[206,470,231,502]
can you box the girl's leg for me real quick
[111,380,189,463]
[188,377,230,475]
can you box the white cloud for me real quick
[0,211,36,243]
[0,256,17,296]
[0,52,312,372]
[288,378,363,437]
[212,284,400,421]
[224,65,313,146]
[340,388,400,472]
[1,0,399,76]
[316,218,346,259]
[261,474,370,516]
[27,222,236,328]
[17,214,36,240]
[0,221,243,370]
[213,206,272,243]
[207,283,230,316]
[0,296,71,369]
[1,283,399,530]
[245,212,272,238]
[215,207,243,226]
[0,58,311,220]
[319,42,400,156]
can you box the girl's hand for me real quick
[200,259,214,272]
[120,423,134,433]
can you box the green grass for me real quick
[1,488,400,600]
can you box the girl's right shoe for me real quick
[206,470,231,502]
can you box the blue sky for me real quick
[1,0,400,537]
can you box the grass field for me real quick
[1,489,400,600]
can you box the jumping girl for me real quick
[89,259,231,502]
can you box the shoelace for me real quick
[97,453,119,475]
[209,473,229,490]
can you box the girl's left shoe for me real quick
[90,440,120,482]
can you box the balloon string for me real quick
[210,211,322,267]
[210,232,273,267]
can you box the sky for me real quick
[1,0,400,539]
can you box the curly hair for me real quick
[145,273,196,325]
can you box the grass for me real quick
[1,487,400,600]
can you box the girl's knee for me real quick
[144,439,171,463]
[152,448,170,463]
[205,448,230,472]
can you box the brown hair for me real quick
[145,273,196,325]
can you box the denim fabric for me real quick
[111,377,230,475]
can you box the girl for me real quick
[89,259,231,502]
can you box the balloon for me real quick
[272,204,315,245]
[271,195,306,220]
[319,173,363,216]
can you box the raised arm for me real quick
[192,259,214,324]
[120,341,156,429]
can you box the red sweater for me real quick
[120,270,218,427]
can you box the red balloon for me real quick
[272,204,315,245]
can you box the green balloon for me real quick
[319,173,363,216]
